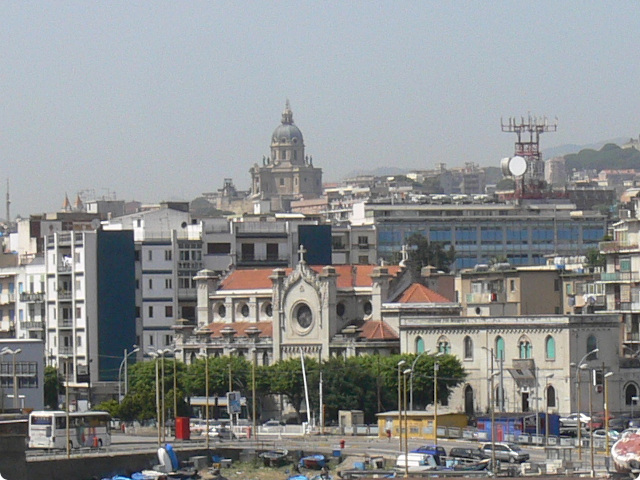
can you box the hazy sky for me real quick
[2,2,639,217]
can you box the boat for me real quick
[611,429,640,473]
[260,448,289,467]
[299,454,327,470]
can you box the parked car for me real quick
[559,413,590,429]
[480,443,530,464]
[203,424,236,440]
[591,429,621,441]
[410,445,447,465]
[261,420,285,432]
[449,447,486,461]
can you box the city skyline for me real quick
[2,2,640,216]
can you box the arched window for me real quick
[262,351,270,366]
[415,337,425,353]
[518,336,532,359]
[437,336,451,354]
[464,385,474,415]
[625,383,639,405]
[495,336,505,361]
[545,336,556,360]
[587,335,598,360]
[464,336,473,360]
[547,385,556,408]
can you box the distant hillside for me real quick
[564,143,640,172]
[543,137,629,158]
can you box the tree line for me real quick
[47,353,466,425]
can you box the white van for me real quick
[395,453,438,471]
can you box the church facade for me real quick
[249,102,323,212]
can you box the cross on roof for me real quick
[298,244,307,264]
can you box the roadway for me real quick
[28,429,612,473]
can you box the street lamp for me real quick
[575,348,599,460]
[580,364,595,477]
[197,351,210,450]
[409,349,430,411]
[482,346,505,412]
[433,352,444,446]
[118,346,139,403]
[251,348,257,442]
[489,371,499,473]
[604,372,614,455]
[397,360,406,451]
[0,348,22,410]
[147,351,162,447]
[402,368,412,478]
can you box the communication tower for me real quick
[501,115,557,198]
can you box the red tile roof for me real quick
[359,320,398,340]
[204,321,273,338]
[395,283,452,303]
[219,265,402,290]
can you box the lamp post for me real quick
[118,346,139,403]
[432,352,443,445]
[576,348,599,460]
[397,360,406,450]
[632,396,639,420]
[580,364,595,477]
[604,371,614,456]
[482,346,505,412]
[489,371,499,472]
[251,348,257,442]
[148,352,161,447]
[409,349,430,411]
[196,351,211,450]
[0,348,22,410]
[402,368,412,478]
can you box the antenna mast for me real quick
[501,115,557,198]
[5,179,10,224]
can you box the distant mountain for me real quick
[564,143,640,172]
[543,137,630,158]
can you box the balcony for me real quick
[20,321,44,330]
[600,240,640,253]
[332,243,346,251]
[626,332,640,342]
[357,243,370,250]
[237,255,289,267]
[57,264,72,273]
[600,271,640,283]
[0,292,16,304]
[465,292,506,304]
[20,292,45,303]
[178,261,203,270]
[57,291,72,301]
[58,319,73,328]
[58,346,74,356]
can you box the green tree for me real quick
[408,353,467,410]
[585,247,605,270]
[402,233,456,275]
[266,357,318,423]
[44,366,63,410]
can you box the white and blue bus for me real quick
[28,410,112,449]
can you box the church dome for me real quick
[271,101,304,145]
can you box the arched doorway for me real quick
[464,385,474,416]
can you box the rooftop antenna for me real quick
[501,115,557,199]
[5,179,10,224]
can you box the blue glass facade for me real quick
[97,230,136,381]
[373,205,607,270]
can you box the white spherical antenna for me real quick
[508,156,527,177]
[91,218,101,230]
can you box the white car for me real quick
[262,420,284,432]
[203,425,236,440]
[591,429,621,441]
[560,413,590,428]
